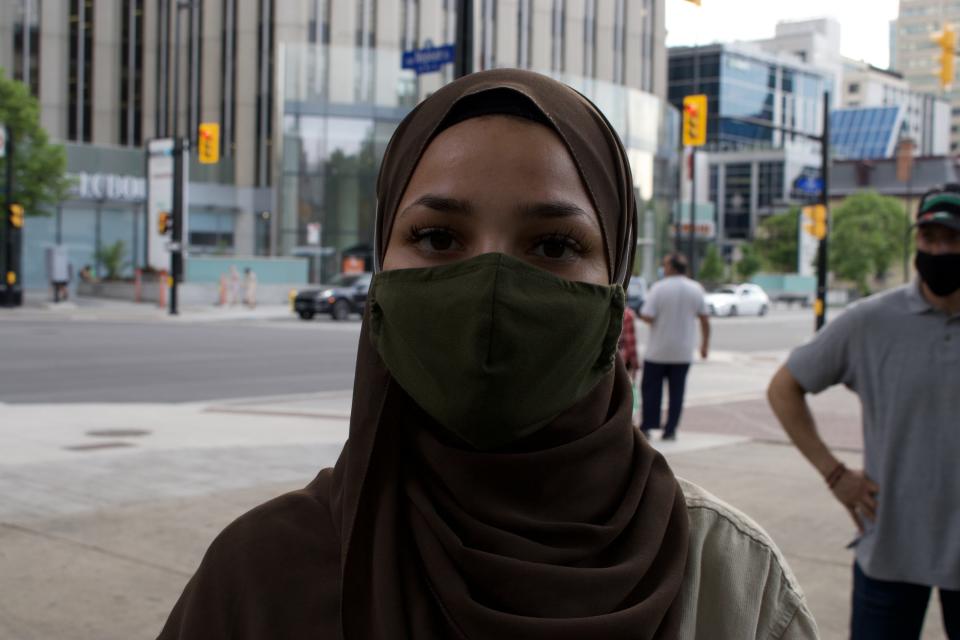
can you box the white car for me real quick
[705,284,770,317]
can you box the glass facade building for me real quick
[277,43,681,283]
[668,45,827,153]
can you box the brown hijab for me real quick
[334,69,689,638]
[159,69,689,640]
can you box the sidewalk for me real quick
[0,365,948,639]
[4,292,296,324]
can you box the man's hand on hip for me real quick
[832,468,880,533]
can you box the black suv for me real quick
[294,272,372,321]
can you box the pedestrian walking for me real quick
[228,265,240,306]
[159,69,817,640]
[767,184,960,640]
[243,267,257,308]
[638,253,711,441]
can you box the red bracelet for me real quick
[825,462,847,488]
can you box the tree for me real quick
[736,242,763,281]
[94,240,127,280]
[755,208,799,273]
[0,69,71,217]
[829,191,909,295]
[698,244,724,288]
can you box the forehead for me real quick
[918,223,960,239]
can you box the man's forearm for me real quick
[767,366,840,478]
[698,316,710,351]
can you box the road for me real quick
[0,307,819,404]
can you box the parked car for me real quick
[626,276,648,314]
[705,283,770,317]
[294,272,372,321]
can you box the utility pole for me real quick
[814,91,830,331]
[688,148,697,278]
[455,0,474,78]
[169,0,194,315]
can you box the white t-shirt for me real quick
[640,275,707,364]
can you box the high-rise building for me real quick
[0,0,677,289]
[890,0,960,151]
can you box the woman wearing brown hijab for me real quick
[159,69,818,640]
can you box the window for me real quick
[848,82,860,94]
[583,0,597,78]
[119,0,144,146]
[551,0,565,72]
[13,0,41,96]
[723,163,752,239]
[221,0,238,157]
[68,0,94,143]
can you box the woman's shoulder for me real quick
[157,468,341,639]
[675,477,820,640]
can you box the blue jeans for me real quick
[852,562,959,639]
[639,361,690,437]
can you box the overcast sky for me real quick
[665,0,901,69]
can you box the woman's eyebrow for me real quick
[518,200,592,220]
[399,195,474,218]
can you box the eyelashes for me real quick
[405,224,593,259]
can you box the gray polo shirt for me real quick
[787,282,960,589]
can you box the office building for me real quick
[0,0,678,289]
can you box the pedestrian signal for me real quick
[935,24,956,89]
[158,211,171,235]
[198,122,220,164]
[682,95,708,147]
[8,203,24,229]
[802,205,828,240]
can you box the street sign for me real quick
[793,174,824,197]
[673,221,716,239]
[147,139,176,271]
[306,223,321,246]
[402,43,456,74]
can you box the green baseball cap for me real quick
[917,192,960,231]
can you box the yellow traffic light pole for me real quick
[681,95,708,277]
[724,91,832,332]
[1,122,22,307]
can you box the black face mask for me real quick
[915,250,960,297]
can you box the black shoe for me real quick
[661,432,676,441]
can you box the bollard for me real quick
[219,275,227,306]
[289,289,297,312]
[158,270,167,309]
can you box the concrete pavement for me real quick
[0,317,950,638]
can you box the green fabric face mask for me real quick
[369,253,624,451]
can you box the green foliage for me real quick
[755,208,799,273]
[698,244,724,286]
[0,68,71,216]
[94,240,127,281]
[736,242,763,281]
[829,191,910,295]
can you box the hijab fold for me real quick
[331,69,689,639]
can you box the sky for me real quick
[665,0,901,69]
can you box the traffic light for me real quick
[8,203,24,229]
[682,94,708,147]
[803,204,828,240]
[198,122,220,164]
[158,211,171,235]
[935,24,956,89]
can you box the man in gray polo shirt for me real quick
[767,185,960,640]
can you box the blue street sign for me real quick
[794,174,824,196]
[402,43,456,74]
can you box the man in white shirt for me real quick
[639,253,710,440]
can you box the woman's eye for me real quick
[411,228,460,253]
[533,235,582,260]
